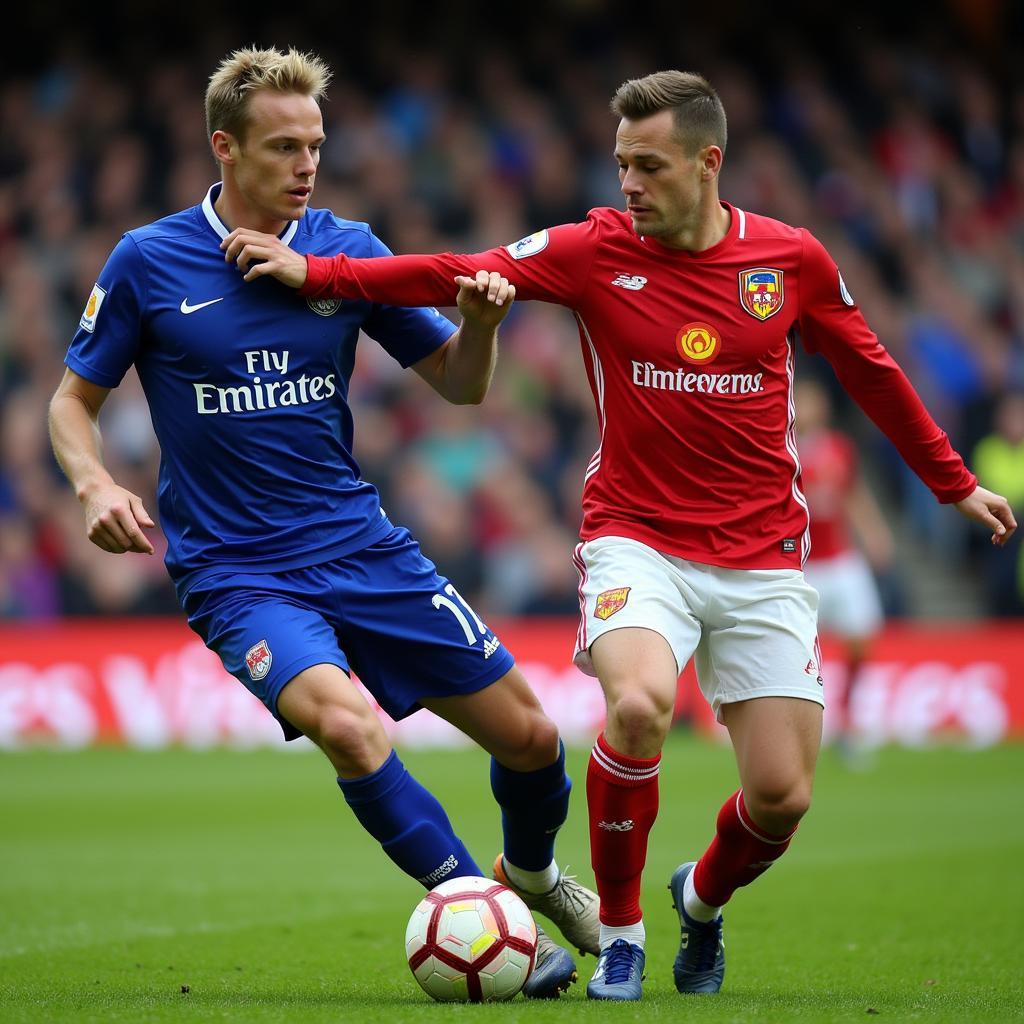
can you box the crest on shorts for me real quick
[307,297,341,316]
[245,639,273,681]
[595,587,631,621]
[738,268,784,321]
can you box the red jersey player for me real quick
[222,71,1016,1002]
[795,378,894,759]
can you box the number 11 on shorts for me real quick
[431,583,488,645]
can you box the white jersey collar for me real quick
[201,183,300,247]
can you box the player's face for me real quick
[229,90,324,228]
[615,110,711,244]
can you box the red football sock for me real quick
[693,789,796,909]
[586,732,661,926]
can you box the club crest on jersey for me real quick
[506,229,549,259]
[80,283,107,333]
[307,297,341,317]
[595,587,631,621]
[738,268,784,321]
[245,639,273,681]
[676,322,721,364]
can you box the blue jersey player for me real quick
[48,45,597,997]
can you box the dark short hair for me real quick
[611,71,727,155]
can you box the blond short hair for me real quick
[611,71,727,155]
[205,46,332,142]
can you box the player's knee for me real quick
[745,780,813,832]
[607,690,672,752]
[311,705,387,776]
[492,710,561,772]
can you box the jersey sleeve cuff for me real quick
[64,353,124,390]
[299,254,331,297]
[936,473,978,504]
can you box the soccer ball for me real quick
[405,875,538,1002]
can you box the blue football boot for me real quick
[521,928,577,999]
[585,939,645,1001]
[668,862,725,993]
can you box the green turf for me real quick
[1,735,1022,1022]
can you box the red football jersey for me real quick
[800,429,857,561]
[303,204,976,569]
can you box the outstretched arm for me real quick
[221,220,594,307]
[48,369,156,554]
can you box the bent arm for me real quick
[412,272,514,404]
[48,369,155,554]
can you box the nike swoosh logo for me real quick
[180,297,224,314]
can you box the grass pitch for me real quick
[1,735,1022,1023]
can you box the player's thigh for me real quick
[696,567,824,721]
[720,695,822,817]
[421,665,560,771]
[335,527,517,723]
[184,573,350,742]
[277,662,392,775]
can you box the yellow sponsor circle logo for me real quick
[676,322,721,364]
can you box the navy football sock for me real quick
[490,741,571,871]
[338,749,481,888]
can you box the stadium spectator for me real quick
[973,392,1024,616]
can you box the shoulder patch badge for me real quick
[738,268,784,321]
[595,587,631,621]
[505,229,549,259]
[245,639,273,682]
[80,284,107,333]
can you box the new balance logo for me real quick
[612,274,647,291]
[482,636,502,659]
[598,819,635,831]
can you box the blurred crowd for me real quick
[2,2,1023,620]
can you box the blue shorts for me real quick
[182,526,515,740]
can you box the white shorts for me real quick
[572,536,824,719]
[803,550,883,639]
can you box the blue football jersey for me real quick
[65,184,456,594]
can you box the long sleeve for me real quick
[797,230,976,503]
[301,218,604,308]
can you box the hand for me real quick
[454,270,516,329]
[954,485,1017,547]
[221,228,308,288]
[82,482,156,554]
